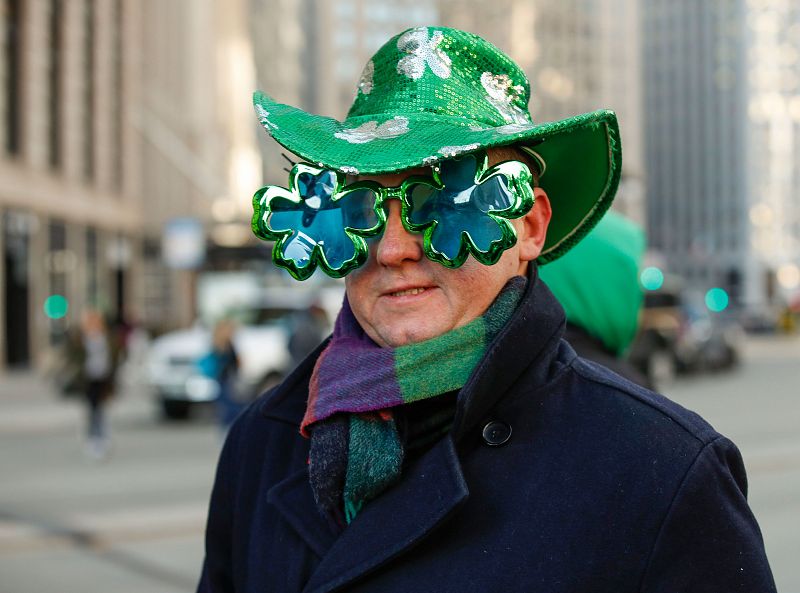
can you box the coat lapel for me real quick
[267,467,339,559]
[263,343,341,559]
[300,436,469,593]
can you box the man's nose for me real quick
[375,200,423,267]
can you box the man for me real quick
[198,27,775,592]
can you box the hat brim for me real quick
[254,91,621,263]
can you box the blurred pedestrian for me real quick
[201,319,242,431]
[539,210,653,389]
[76,309,119,459]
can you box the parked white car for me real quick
[147,286,342,419]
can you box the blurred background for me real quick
[0,0,798,592]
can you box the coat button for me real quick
[482,420,512,446]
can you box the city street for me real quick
[0,334,798,593]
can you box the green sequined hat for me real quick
[253,26,621,263]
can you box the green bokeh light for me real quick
[705,288,729,312]
[43,294,69,319]
[640,267,664,291]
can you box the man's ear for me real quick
[517,187,552,262]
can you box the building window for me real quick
[111,0,123,190]
[3,0,22,155]
[3,211,32,366]
[48,0,63,169]
[83,0,95,181]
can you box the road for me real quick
[0,334,798,593]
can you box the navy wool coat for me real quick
[198,273,776,593]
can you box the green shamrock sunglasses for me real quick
[251,152,535,280]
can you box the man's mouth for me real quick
[389,287,428,297]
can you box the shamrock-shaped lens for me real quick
[252,164,383,280]
[403,153,534,268]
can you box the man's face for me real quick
[344,149,551,348]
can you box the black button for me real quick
[482,420,512,446]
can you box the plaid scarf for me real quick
[302,276,527,526]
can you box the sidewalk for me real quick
[0,370,217,593]
[0,370,153,435]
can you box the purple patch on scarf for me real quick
[303,299,403,428]
[315,341,403,413]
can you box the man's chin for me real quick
[376,321,445,348]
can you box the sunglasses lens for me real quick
[406,174,515,259]
[407,184,438,225]
[471,175,516,212]
[268,171,362,270]
[297,170,336,200]
[340,188,380,230]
